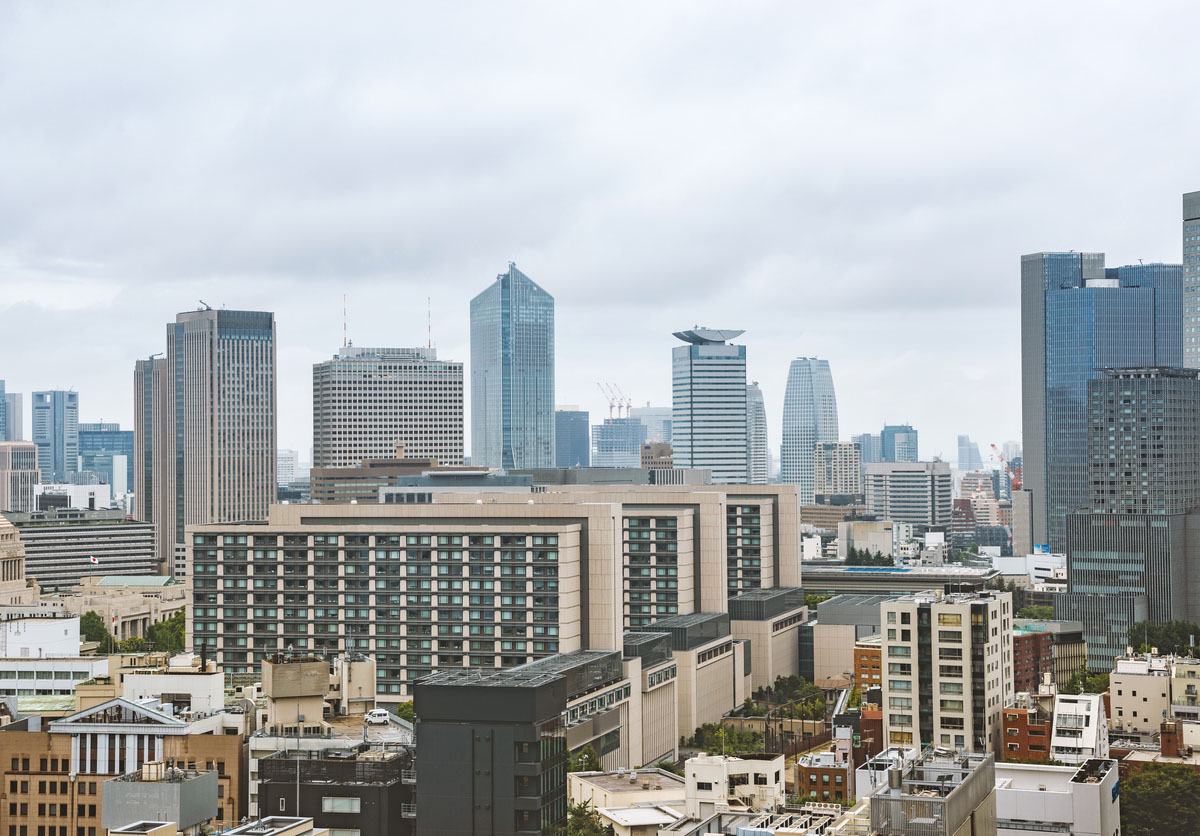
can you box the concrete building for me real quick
[836,519,898,559]
[1012,619,1085,692]
[101,763,218,836]
[994,551,1065,586]
[4,508,157,592]
[649,613,751,737]
[780,358,838,503]
[1050,692,1108,764]
[34,482,113,512]
[312,345,464,469]
[868,749,995,836]
[1109,653,1172,741]
[621,632,681,767]
[592,418,647,468]
[880,590,1014,753]
[994,759,1120,836]
[684,753,785,819]
[802,594,894,685]
[1185,190,1200,368]
[640,443,673,470]
[471,263,555,470]
[728,588,806,692]
[32,391,79,483]
[800,564,997,598]
[864,461,952,526]
[137,308,277,574]
[3,390,22,442]
[567,767,684,810]
[746,382,768,485]
[813,442,861,504]
[277,448,298,486]
[308,457,523,504]
[794,732,854,803]
[555,407,590,468]
[672,329,748,485]
[0,441,38,513]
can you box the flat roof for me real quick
[415,668,562,689]
[598,805,681,827]
[93,576,177,587]
[574,769,685,794]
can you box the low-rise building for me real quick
[727,588,806,693]
[852,635,882,691]
[994,759,1119,836]
[684,753,785,819]
[868,749,996,836]
[801,594,893,686]
[794,733,853,803]
[1001,686,1055,763]
[647,613,751,739]
[101,763,218,836]
[1012,619,1085,690]
[568,768,685,810]
[1051,693,1109,764]
[1110,654,1172,743]
[49,575,188,643]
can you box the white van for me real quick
[365,709,390,725]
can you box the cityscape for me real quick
[3,4,1198,836]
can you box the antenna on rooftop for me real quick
[428,296,432,350]
[343,294,347,348]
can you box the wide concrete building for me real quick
[864,460,952,526]
[3,508,158,592]
[727,587,806,692]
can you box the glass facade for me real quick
[470,264,555,469]
[78,423,134,489]
[671,331,747,484]
[554,410,589,468]
[746,383,768,484]
[1183,191,1200,368]
[31,390,78,482]
[780,357,838,502]
[881,424,918,462]
[591,417,645,467]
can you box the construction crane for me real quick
[596,383,619,421]
[611,384,631,419]
[990,443,1021,490]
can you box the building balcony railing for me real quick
[401,803,416,818]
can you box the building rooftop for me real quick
[92,575,178,587]
[572,768,685,795]
[597,805,681,827]
[224,818,319,836]
[672,328,744,345]
[413,667,563,690]
[995,758,1114,792]
[728,587,805,621]
[109,822,174,835]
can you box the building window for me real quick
[321,797,361,814]
[695,781,713,791]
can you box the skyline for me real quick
[6,3,1200,467]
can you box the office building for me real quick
[813,441,862,503]
[727,588,807,691]
[4,392,22,442]
[136,309,277,573]
[32,390,78,482]
[957,435,984,471]
[880,424,918,463]
[880,590,1014,753]
[277,448,299,485]
[671,328,747,484]
[640,442,673,469]
[853,432,882,468]
[994,759,1120,836]
[746,382,768,485]
[1022,254,1182,552]
[1185,190,1200,367]
[77,422,134,493]
[0,441,38,513]
[0,381,6,443]
[470,263,555,470]
[591,417,646,468]
[554,408,589,468]
[312,345,464,468]
[630,405,671,444]
[413,667,567,835]
[780,357,838,502]
[864,461,953,526]
[3,508,158,591]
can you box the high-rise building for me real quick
[591,417,646,467]
[134,356,168,563]
[1001,440,1021,464]
[470,263,555,469]
[813,441,862,503]
[854,433,882,465]
[780,357,838,502]
[3,392,22,442]
[746,382,768,485]
[671,328,747,484]
[629,404,672,444]
[1184,191,1200,367]
[0,442,38,513]
[880,424,918,462]
[137,309,276,573]
[312,345,464,468]
[277,448,298,485]
[31,390,78,482]
[864,460,953,526]
[0,381,6,443]
[957,435,984,471]
[77,422,134,493]
[1022,253,1182,552]
[554,408,590,468]
[880,590,1014,753]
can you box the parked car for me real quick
[365,709,391,725]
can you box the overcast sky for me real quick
[1,2,1194,468]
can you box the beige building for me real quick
[649,613,751,738]
[134,355,170,564]
[0,517,38,606]
[50,575,188,642]
[0,441,38,514]
[727,588,807,692]
[814,442,862,499]
[880,590,1014,753]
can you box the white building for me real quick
[684,753,785,819]
[1051,692,1109,764]
[865,461,953,526]
[1110,654,1171,740]
[0,612,80,658]
[854,746,918,800]
[34,482,113,510]
[671,329,748,485]
[994,552,1066,585]
[994,759,1119,836]
[277,449,298,486]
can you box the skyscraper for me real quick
[136,309,277,572]
[671,328,747,484]
[134,355,168,561]
[77,423,134,492]
[814,441,862,503]
[0,441,38,512]
[780,357,838,502]
[1184,191,1200,367]
[31,390,78,482]
[1021,253,1182,552]
[629,404,672,444]
[470,263,555,469]
[4,393,22,442]
[853,432,882,476]
[312,345,464,468]
[746,382,768,484]
[957,435,984,471]
[554,408,589,468]
[880,424,918,462]
[591,417,646,467]
[0,381,6,443]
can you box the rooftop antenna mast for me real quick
[343,294,347,348]
[428,296,432,350]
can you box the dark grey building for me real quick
[414,668,567,836]
[554,409,589,468]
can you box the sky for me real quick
[1,2,1195,468]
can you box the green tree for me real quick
[1129,620,1200,656]
[1061,665,1109,695]
[1017,604,1054,620]
[686,723,762,754]
[118,636,146,652]
[80,610,109,644]
[566,801,614,836]
[393,701,416,723]
[568,744,600,773]
[146,608,186,652]
[1122,763,1200,836]
[805,593,832,610]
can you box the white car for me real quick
[364,709,391,726]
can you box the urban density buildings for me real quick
[880,424,918,463]
[470,263,555,469]
[957,434,984,471]
[591,417,645,467]
[32,390,78,483]
[0,442,38,513]
[813,441,862,503]
[869,749,996,836]
[994,759,1120,836]
[311,345,464,468]
[1021,253,1182,552]
[554,407,589,468]
[671,328,747,484]
[745,382,768,485]
[77,422,134,493]
[136,308,277,574]
[864,460,953,526]
[780,357,838,502]
[3,508,158,591]
[629,404,671,444]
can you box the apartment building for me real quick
[880,590,1014,753]
[1050,693,1108,765]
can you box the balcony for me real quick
[401,769,416,785]
[401,803,416,818]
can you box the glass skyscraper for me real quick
[1021,252,1182,552]
[470,263,555,469]
[554,408,589,468]
[780,357,838,503]
[591,417,646,467]
[957,435,983,471]
[880,424,918,462]
[746,382,768,484]
[671,328,747,484]
[31,390,78,482]
[78,422,135,491]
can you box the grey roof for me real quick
[672,328,744,345]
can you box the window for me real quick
[938,613,962,626]
[329,831,362,836]
[321,797,361,814]
[279,799,286,812]
[695,781,713,791]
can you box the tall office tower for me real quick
[629,404,672,444]
[864,460,953,526]
[470,263,555,469]
[880,424,918,462]
[77,422,134,493]
[1185,191,1200,367]
[814,441,862,503]
[671,328,748,484]
[880,590,1014,753]
[1060,366,1200,670]
[0,381,6,442]
[4,392,21,441]
[957,435,984,471]
[312,345,464,468]
[1021,253,1182,552]
[591,417,646,467]
[554,407,590,468]
[852,432,882,480]
[136,310,276,573]
[31,390,78,482]
[1001,440,1021,464]
[746,382,768,484]
[780,357,838,502]
[277,449,298,485]
[0,442,39,512]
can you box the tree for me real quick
[1121,763,1200,836]
[393,701,416,723]
[1061,665,1109,695]
[685,723,762,754]
[568,744,600,773]
[1017,604,1054,620]
[80,611,114,651]
[1129,620,1200,656]
[146,608,186,652]
[566,801,614,836]
[805,593,832,610]
[846,547,893,567]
